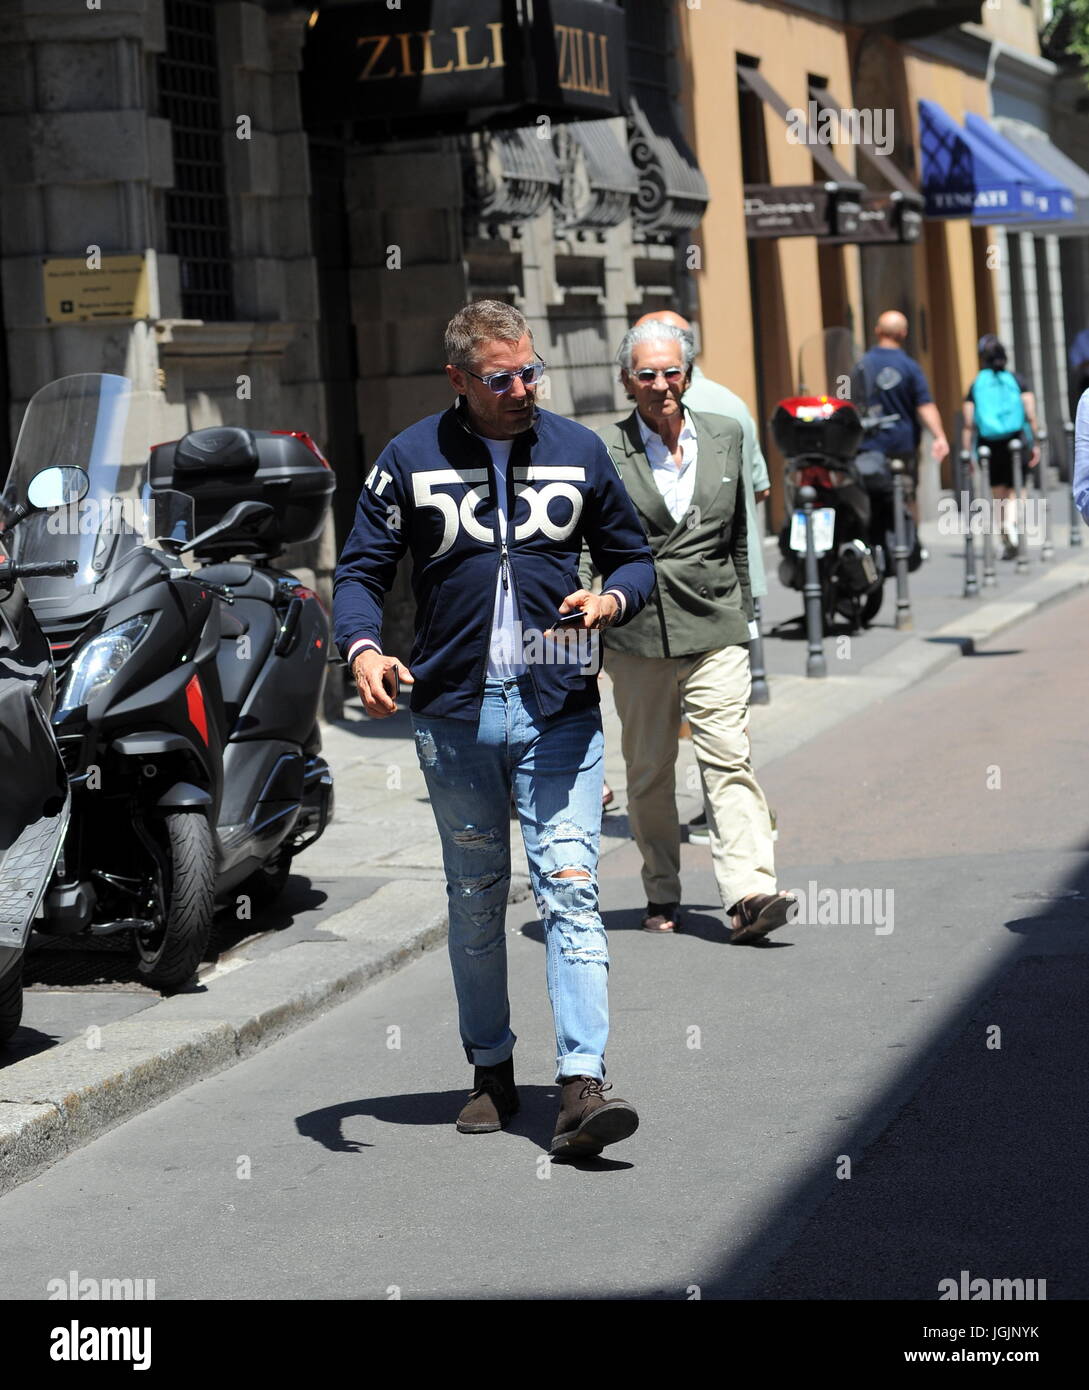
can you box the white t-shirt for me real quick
[478,435,526,680]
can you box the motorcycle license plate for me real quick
[790,507,835,555]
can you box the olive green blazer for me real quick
[587,408,753,659]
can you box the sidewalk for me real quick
[3,502,1088,1194]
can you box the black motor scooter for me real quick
[0,466,84,1040]
[3,374,335,991]
[773,396,917,634]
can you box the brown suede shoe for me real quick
[550,1076,639,1159]
[456,1058,519,1134]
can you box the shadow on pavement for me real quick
[495,860,1089,1298]
[295,1085,632,1165]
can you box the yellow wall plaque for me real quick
[42,255,151,324]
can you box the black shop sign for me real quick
[301,0,628,129]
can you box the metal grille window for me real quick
[158,0,234,321]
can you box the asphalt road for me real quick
[1,593,1086,1301]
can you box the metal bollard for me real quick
[1009,437,1029,573]
[1036,425,1053,562]
[959,448,979,597]
[889,459,913,630]
[799,485,826,678]
[978,444,997,585]
[1065,419,1083,548]
[749,597,770,704]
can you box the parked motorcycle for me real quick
[773,395,908,633]
[0,467,84,1040]
[2,373,335,991]
[772,327,920,634]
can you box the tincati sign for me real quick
[302,0,627,126]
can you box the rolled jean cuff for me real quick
[466,1032,516,1068]
[556,1053,604,1083]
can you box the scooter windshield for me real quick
[1,374,193,618]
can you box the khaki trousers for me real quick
[606,643,776,911]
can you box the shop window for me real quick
[158,0,235,322]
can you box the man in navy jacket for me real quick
[334,300,655,1159]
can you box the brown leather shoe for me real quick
[550,1076,639,1159]
[456,1058,519,1134]
[729,891,797,944]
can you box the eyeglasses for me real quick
[632,367,686,384]
[462,353,547,395]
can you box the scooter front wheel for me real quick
[135,811,215,992]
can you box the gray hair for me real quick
[617,321,695,373]
[445,300,532,369]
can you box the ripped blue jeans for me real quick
[412,676,609,1082]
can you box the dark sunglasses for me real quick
[462,353,547,396]
[632,367,686,384]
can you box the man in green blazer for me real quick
[590,321,794,941]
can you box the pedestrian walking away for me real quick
[851,309,950,545]
[586,319,795,943]
[963,334,1040,558]
[333,300,656,1159]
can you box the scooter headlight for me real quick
[59,614,152,713]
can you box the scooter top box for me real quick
[149,426,335,558]
[772,396,863,463]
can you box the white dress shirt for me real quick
[637,410,698,524]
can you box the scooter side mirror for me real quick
[26,465,90,511]
[179,500,276,555]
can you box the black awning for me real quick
[627,92,709,235]
[809,86,923,245]
[738,66,864,240]
[301,0,628,134]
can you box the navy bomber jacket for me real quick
[333,399,657,721]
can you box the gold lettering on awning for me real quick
[420,29,454,76]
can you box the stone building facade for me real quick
[0,0,707,694]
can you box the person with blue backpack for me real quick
[962,335,1039,559]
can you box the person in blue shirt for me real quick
[333,300,656,1160]
[1074,389,1089,528]
[1069,328,1089,420]
[851,310,950,533]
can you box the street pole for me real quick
[749,597,770,704]
[959,448,978,597]
[799,485,826,678]
[978,444,997,585]
[1036,424,1053,562]
[1065,419,1083,548]
[890,458,913,630]
[1010,437,1029,573]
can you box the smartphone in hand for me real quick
[553,609,587,628]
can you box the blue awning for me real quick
[919,98,1041,223]
[964,114,1075,223]
[995,116,1089,234]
